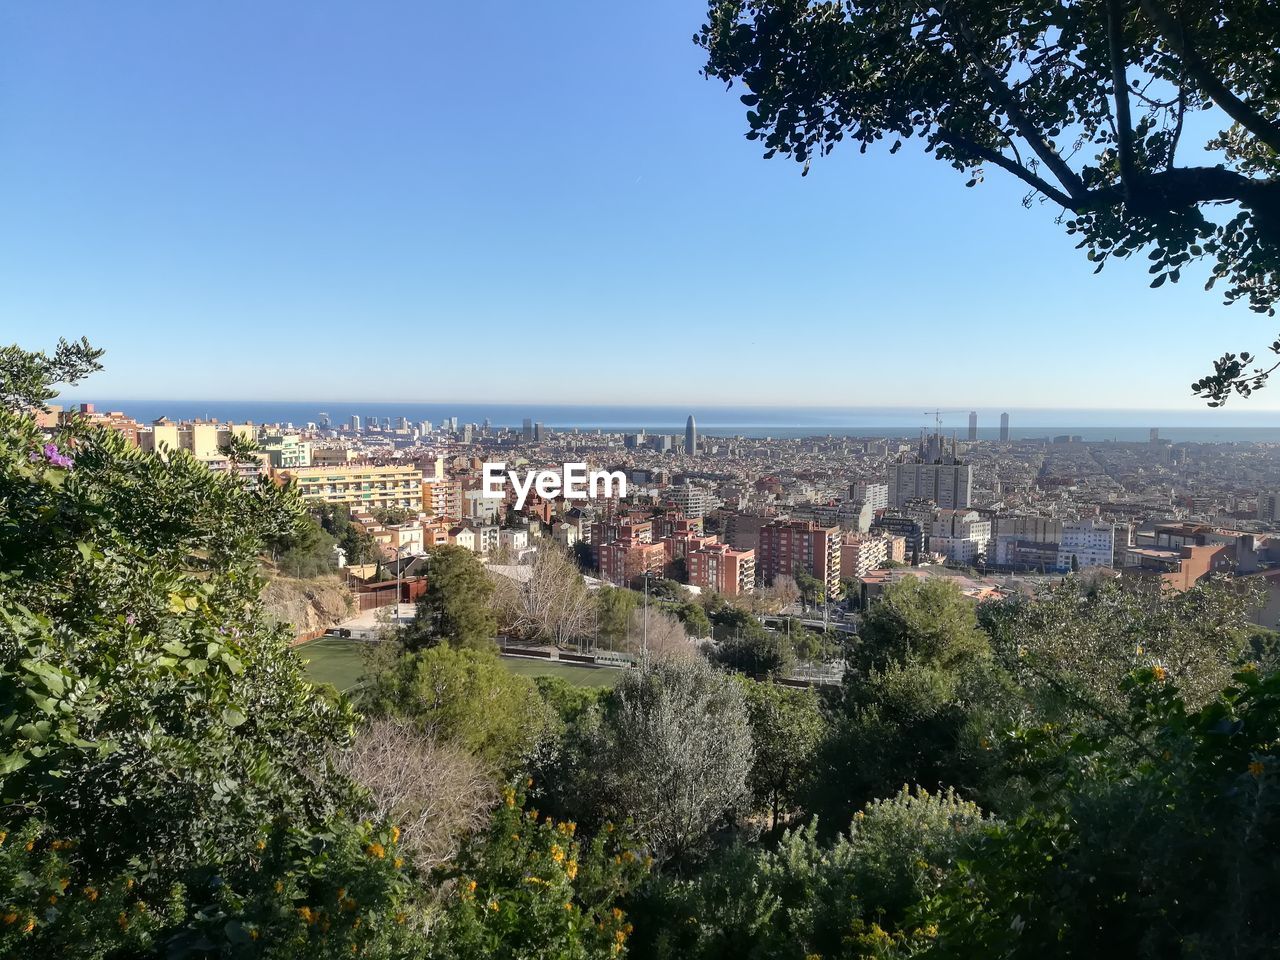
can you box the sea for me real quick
[55,399,1280,444]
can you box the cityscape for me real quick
[35,398,1280,616]
[5,1,1280,958]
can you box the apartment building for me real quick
[141,418,256,460]
[666,483,715,519]
[598,538,665,587]
[840,533,889,579]
[687,542,755,597]
[757,518,841,596]
[1057,518,1117,570]
[278,464,422,511]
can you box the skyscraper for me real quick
[685,415,698,456]
[999,412,1010,442]
[968,411,977,441]
[349,414,361,432]
[522,418,533,441]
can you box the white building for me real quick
[1057,518,1117,570]
[930,510,991,566]
[849,482,889,512]
[667,483,715,519]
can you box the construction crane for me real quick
[922,409,969,435]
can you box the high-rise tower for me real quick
[999,412,1010,442]
[685,415,698,456]
[967,411,977,441]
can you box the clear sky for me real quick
[0,1,1274,413]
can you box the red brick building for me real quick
[687,542,755,597]
[757,519,841,597]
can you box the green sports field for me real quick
[295,637,621,692]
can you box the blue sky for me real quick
[0,1,1273,413]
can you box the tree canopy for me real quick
[698,0,1280,404]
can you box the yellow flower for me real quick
[391,826,401,843]
[564,902,573,911]
[297,906,315,924]
[47,895,58,906]
[275,881,284,894]
[1250,760,1266,778]
[2,912,16,925]
[396,912,407,925]
[58,877,70,891]
[24,842,33,852]
[394,857,404,869]
[117,912,129,931]
[250,929,260,941]
[22,918,34,935]
[366,842,386,859]
[488,899,499,912]
[615,930,627,944]
[622,850,636,863]
[0,831,5,846]
[979,738,990,750]
[466,880,477,894]
[256,839,266,851]
[550,843,565,863]
[125,878,135,891]
[526,777,533,787]
[612,907,624,921]
[566,860,578,880]
[1152,665,1168,682]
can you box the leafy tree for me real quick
[268,511,339,578]
[358,645,550,770]
[675,601,712,639]
[805,578,997,831]
[587,657,754,864]
[697,1,1280,404]
[738,679,826,827]
[372,506,415,525]
[314,502,379,565]
[980,576,1258,721]
[631,787,987,960]
[596,587,639,648]
[919,666,1280,959]
[793,565,825,607]
[0,343,415,955]
[713,619,796,678]
[854,578,990,677]
[0,336,103,411]
[404,545,496,651]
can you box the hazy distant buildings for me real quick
[534,422,546,442]
[685,415,698,456]
[523,418,533,441]
[968,411,978,441]
[999,412,1010,442]
[350,414,361,432]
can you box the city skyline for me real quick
[2,2,1275,410]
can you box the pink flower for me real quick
[40,443,74,469]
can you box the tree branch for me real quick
[935,128,1075,208]
[1138,0,1280,156]
[1106,0,1139,194]
[945,7,1090,202]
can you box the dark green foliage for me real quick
[738,679,825,827]
[630,787,986,960]
[268,511,339,578]
[712,608,795,677]
[919,666,1280,959]
[675,601,712,639]
[403,545,496,651]
[313,502,380,566]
